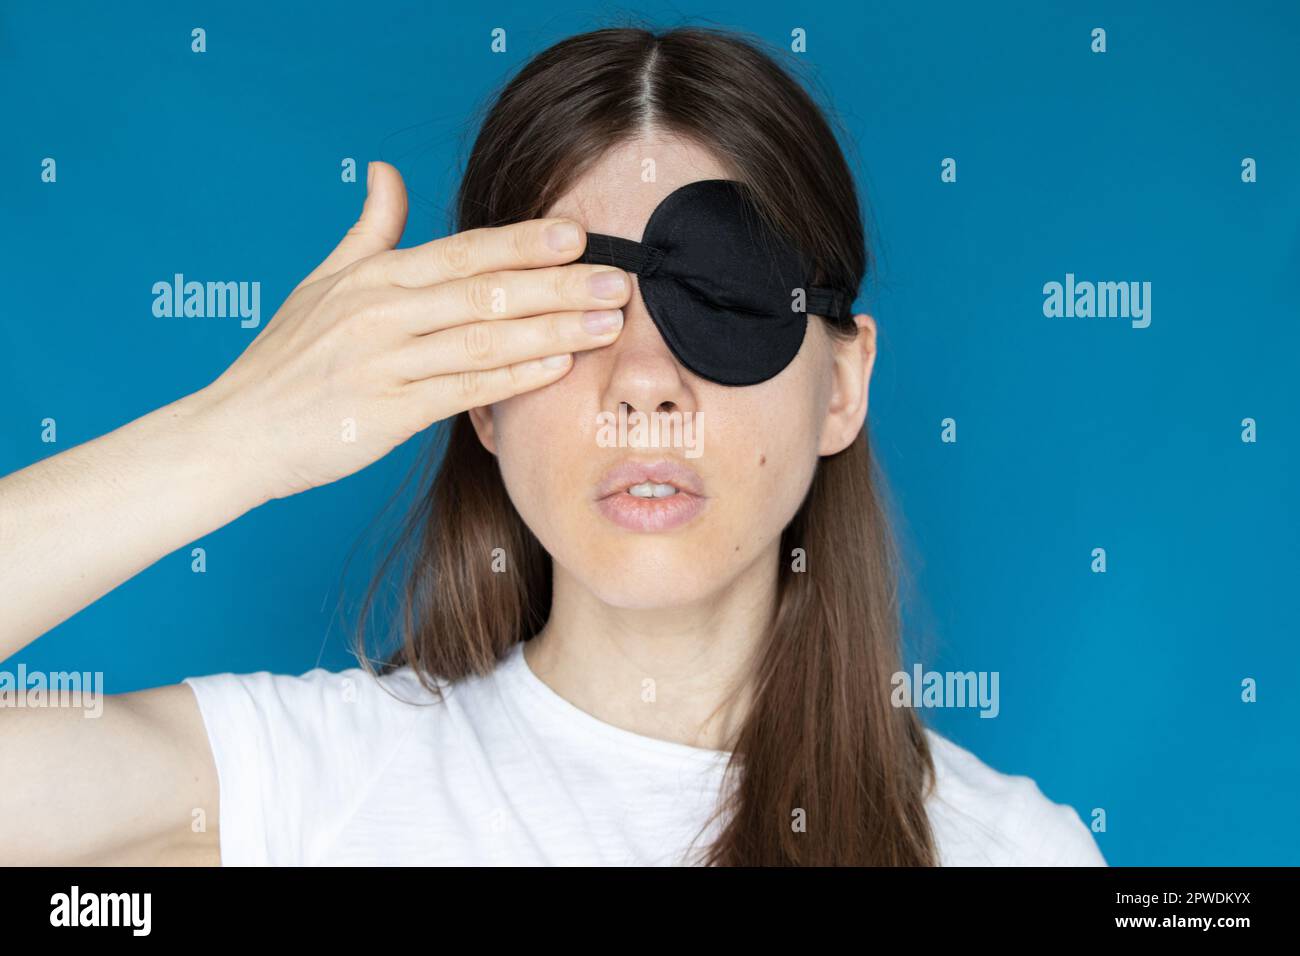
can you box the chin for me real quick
[570,539,727,610]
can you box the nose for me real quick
[596,277,696,416]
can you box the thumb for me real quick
[300,161,409,287]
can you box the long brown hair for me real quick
[355,25,937,866]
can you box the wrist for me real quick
[153,387,274,517]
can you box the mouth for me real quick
[593,459,708,533]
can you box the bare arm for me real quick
[0,391,262,658]
[0,397,252,864]
[0,161,628,865]
[0,684,220,865]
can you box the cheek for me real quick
[712,392,822,546]
[705,345,833,556]
[489,385,588,547]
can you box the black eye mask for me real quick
[575,179,856,386]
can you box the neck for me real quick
[523,545,778,753]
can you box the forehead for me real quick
[542,132,734,241]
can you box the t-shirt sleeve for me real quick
[1030,796,1107,866]
[925,731,1108,866]
[182,666,420,866]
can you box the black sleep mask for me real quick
[576,179,855,386]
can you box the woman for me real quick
[0,27,1105,866]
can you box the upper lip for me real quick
[594,458,706,499]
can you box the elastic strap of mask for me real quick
[804,287,854,321]
[579,234,666,277]
[580,232,854,320]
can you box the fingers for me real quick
[402,352,577,418]
[299,161,409,287]
[381,263,631,336]
[388,309,624,380]
[377,217,592,289]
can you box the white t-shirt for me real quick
[182,640,1107,866]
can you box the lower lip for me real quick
[595,490,707,532]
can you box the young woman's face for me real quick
[469,133,874,609]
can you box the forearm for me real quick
[0,389,266,657]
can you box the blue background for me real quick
[2,1,1296,865]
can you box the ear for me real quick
[467,404,499,456]
[818,313,877,456]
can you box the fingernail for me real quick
[541,353,572,369]
[546,221,582,251]
[581,309,623,334]
[589,270,627,299]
